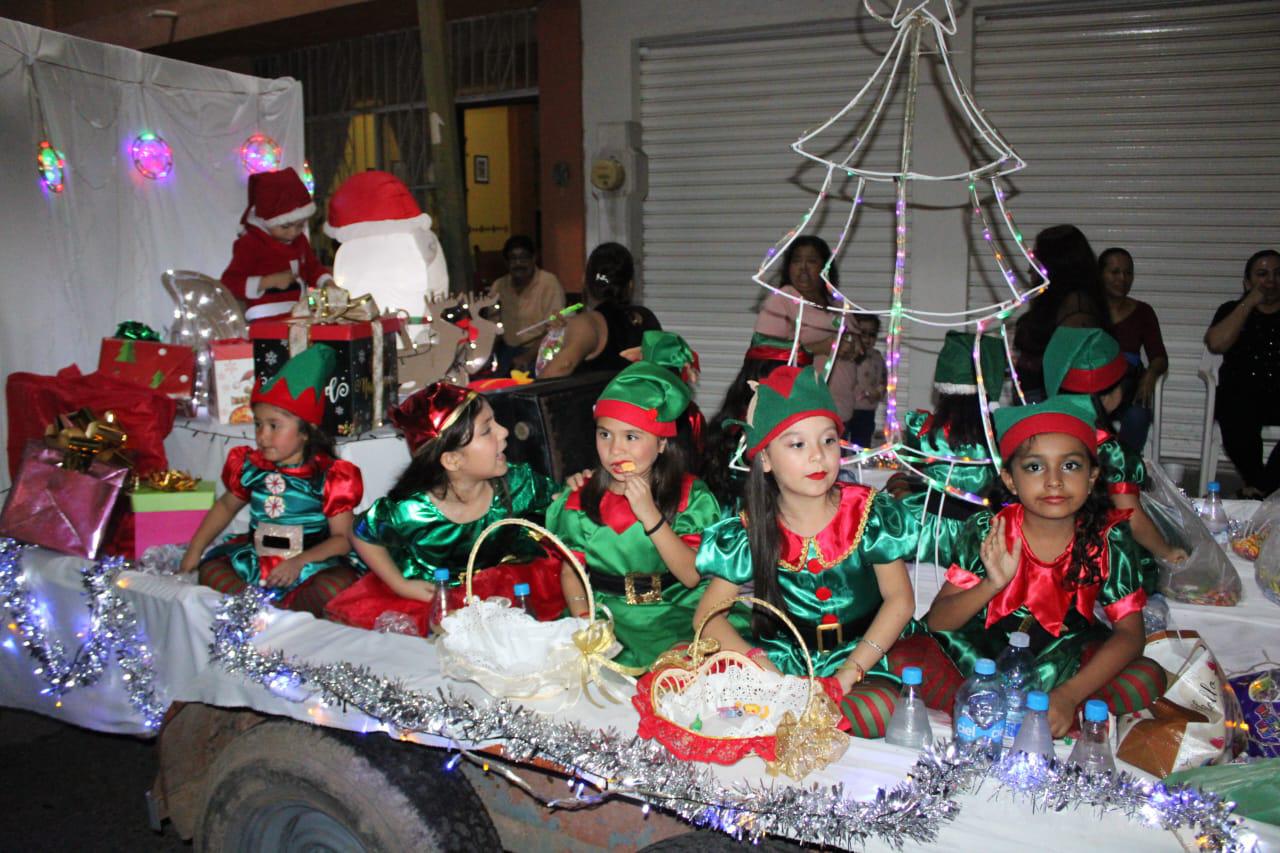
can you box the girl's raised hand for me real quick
[979,516,1022,590]
[621,474,662,530]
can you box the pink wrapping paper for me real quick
[133,509,207,555]
[0,441,129,558]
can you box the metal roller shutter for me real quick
[968,1,1280,463]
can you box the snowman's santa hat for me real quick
[243,167,316,228]
[324,171,434,243]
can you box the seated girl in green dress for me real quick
[927,394,1166,737]
[547,333,726,669]
[694,366,955,739]
[1043,327,1187,591]
[324,383,562,636]
[889,330,1004,570]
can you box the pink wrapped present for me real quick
[0,441,130,558]
[130,480,215,555]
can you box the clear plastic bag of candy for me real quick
[1143,461,1242,606]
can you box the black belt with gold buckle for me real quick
[791,611,877,653]
[586,568,669,605]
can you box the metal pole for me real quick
[416,0,475,292]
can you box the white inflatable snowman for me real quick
[323,171,449,314]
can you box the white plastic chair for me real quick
[1144,371,1166,464]
[1197,349,1280,496]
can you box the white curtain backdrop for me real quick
[0,18,305,489]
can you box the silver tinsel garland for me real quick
[0,538,165,729]
[210,589,1253,850]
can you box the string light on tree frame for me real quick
[301,160,316,195]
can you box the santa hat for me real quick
[992,394,1097,461]
[934,330,1006,398]
[323,171,434,244]
[250,345,335,426]
[243,168,315,228]
[1043,327,1127,396]
[743,365,842,459]
[392,382,479,456]
[593,334,697,438]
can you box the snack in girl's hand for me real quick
[617,460,637,473]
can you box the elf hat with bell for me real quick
[250,345,336,426]
[593,332,697,437]
[934,330,1006,398]
[743,365,842,460]
[243,168,315,228]
[323,171,434,244]
[992,394,1097,461]
[1044,326,1128,396]
[392,382,479,456]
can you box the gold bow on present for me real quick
[144,469,199,491]
[766,689,850,781]
[44,409,132,474]
[570,614,647,708]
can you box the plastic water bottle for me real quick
[432,568,451,628]
[1201,481,1230,542]
[885,666,933,750]
[1067,699,1116,775]
[997,631,1035,750]
[953,658,1005,759]
[1009,690,1054,759]
[513,582,533,617]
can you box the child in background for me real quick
[180,347,363,616]
[547,333,725,669]
[324,383,563,636]
[927,395,1166,736]
[891,331,1004,568]
[694,367,960,739]
[1043,326,1187,590]
[221,167,333,321]
[847,313,887,448]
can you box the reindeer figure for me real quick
[396,290,503,394]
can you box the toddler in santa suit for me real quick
[221,167,333,320]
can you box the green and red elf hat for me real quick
[992,394,1098,461]
[1043,326,1128,396]
[744,332,814,366]
[250,345,336,426]
[934,330,1006,398]
[593,331,696,437]
[743,365,842,459]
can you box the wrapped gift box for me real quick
[98,338,195,399]
[250,317,402,437]
[130,480,216,555]
[210,338,255,424]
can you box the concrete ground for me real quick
[0,708,188,851]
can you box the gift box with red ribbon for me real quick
[98,337,196,399]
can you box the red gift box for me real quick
[98,338,195,399]
[0,441,130,558]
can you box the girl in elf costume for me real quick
[927,395,1166,736]
[889,331,1004,569]
[547,333,730,669]
[324,383,563,636]
[1042,326,1187,590]
[180,346,363,616]
[694,367,961,739]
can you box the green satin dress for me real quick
[930,504,1148,691]
[352,462,558,587]
[899,410,996,569]
[1098,431,1157,594]
[546,474,730,669]
[696,484,920,682]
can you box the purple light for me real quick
[131,132,174,180]
[240,133,282,174]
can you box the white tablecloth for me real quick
[3,543,1277,851]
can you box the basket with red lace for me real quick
[631,595,849,780]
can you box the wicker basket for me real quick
[631,595,849,779]
[435,517,632,704]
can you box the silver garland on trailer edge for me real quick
[0,538,165,730]
[209,587,1252,851]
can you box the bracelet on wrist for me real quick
[860,637,887,659]
[644,517,667,537]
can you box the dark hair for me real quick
[780,235,838,307]
[1098,247,1133,271]
[930,393,987,449]
[503,234,535,258]
[702,357,786,507]
[386,398,511,508]
[580,430,685,526]
[1001,436,1111,589]
[1030,225,1108,322]
[300,421,337,465]
[585,242,635,305]
[1244,249,1280,281]
[854,312,880,333]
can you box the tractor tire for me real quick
[195,717,499,852]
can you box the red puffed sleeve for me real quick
[321,458,364,516]
[220,445,253,501]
